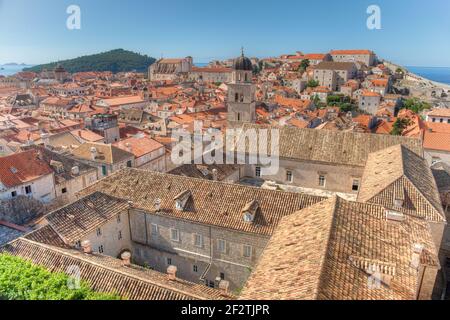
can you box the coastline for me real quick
[384,60,450,91]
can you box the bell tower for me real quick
[227,48,256,128]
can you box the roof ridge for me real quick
[314,195,340,299]
[14,238,221,300]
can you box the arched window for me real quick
[237,113,241,121]
[235,93,239,102]
[245,73,248,82]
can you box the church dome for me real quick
[233,50,253,71]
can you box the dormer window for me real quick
[393,198,404,209]
[243,212,254,223]
[242,200,259,223]
[174,190,191,211]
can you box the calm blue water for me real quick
[0,64,33,76]
[406,66,450,85]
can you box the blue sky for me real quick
[1,0,450,66]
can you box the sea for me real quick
[0,64,34,76]
[406,66,450,85]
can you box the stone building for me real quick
[0,150,55,203]
[330,49,377,66]
[70,142,134,178]
[85,114,120,144]
[148,57,193,81]
[74,169,325,292]
[234,124,423,196]
[359,90,382,115]
[240,196,440,300]
[313,61,357,91]
[227,51,256,128]
[189,67,232,83]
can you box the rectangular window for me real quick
[118,231,122,240]
[151,224,159,236]
[170,228,180,242]
[193,234,203,248]
[352,180,360,191]
[98,245,104,254]
[193,265,198,273]
[75,241,81,248]
[220,273,225,280]
[61,188,67,194]
[286,170,293,183]
[117,214,121,223]
[96,228,102,237]
[217,239,227,254]
[319,175,326,187]
[102,165,107,176]
[127,160,133,168]
[11,191,17,198]
[167,258,172,266]
[243,245,252,258]
[25,185,32,195]
[255,166,261,177]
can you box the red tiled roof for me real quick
[0,150,53,188]
[114,136,164,158]
[423,131,450,152]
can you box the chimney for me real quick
[121,251,132,267]
[411,243,424,269]
[212,169,219,181]
[71,166,80,176]
[81,240,92,254]
[218,280,230,295]
[90,147,97,161]
[167,265,177,280]
[154,198,161,212]
[40,133,50,148]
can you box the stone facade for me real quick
[129,209,268,292]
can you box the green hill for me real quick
[24,49,156,74]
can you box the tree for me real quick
[0,254,120,300]
[395,67,404,74]
[24,49,156,74]
[390,118,411,136]
[307,79,319,88]
[298,59,310,72]
[402,98,431,114]
[339,103,356,113]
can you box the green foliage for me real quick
[390,118,411,136]
[0,254,120,300]
[307,79,319,88]
[24,49,156,74]
[396,67,404,74]
[326,95,356,112]
[401,98,431,114]
[298,59,310,72]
